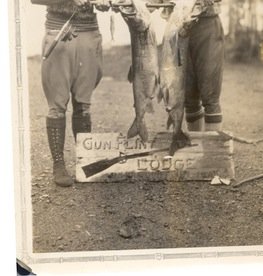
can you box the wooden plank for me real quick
[76,131,235,182]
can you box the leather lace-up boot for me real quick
[72,114,91,142]
[46,117,73,187]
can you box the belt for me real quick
[46,12,98,32]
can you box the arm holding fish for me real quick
[94,0,111,11]
[113,0,136,15]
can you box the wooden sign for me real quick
[76,131,235,182]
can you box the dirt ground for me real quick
[29,46,263,253]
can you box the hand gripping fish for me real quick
[159,0,200,155]
[119,0,160,142]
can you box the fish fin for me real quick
[127,119,138,139]
[155,74,163,103]
[166,115,174,130]
[127,118,148,142]
[139,121,148,142]
[169,31,178,50]
[156,74,160,86]
[127,65,133,83]
[146,100,154,113]
[169,130,191,156]
[157,88,163,103]
[160,87,169,108]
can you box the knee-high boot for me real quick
[46,117,73,187]
[72,114,91,142]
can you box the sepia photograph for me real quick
[10,0,263,265]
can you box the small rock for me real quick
[32,182,39,186]
[119,228,132,239]
[85,230,91,236]
[39,194,49,200]
[158,197,165,202]
[108,209,116,214]
[132,213,142,218]
[211,176,221,185]
[118,216,140,239]
[125,197,132,203]
[211,176,231,186]
[220,178,231,185]
[66,200,76,207]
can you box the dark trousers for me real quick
[185,15,224,124]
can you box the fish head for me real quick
[120,0,151,31]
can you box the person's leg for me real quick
[191,16,224,131]
[186,109,204,131]
[71,99,91,141]
[71,30,103,141]
[46,117,73,186]
[185,39,204,131]
[41,30,74,186]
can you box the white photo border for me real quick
[10,0,263,266]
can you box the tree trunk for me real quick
[227,0,260,61]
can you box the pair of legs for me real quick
[185,15,224,131]
[41,30,103,186]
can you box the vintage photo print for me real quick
[10,0,263,265]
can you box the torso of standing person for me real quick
[197,0,221,17]
[45,0,98,31]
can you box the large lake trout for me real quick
[159,0,200,155]
[120,0,159,142]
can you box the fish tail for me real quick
[127,118,148,142]
[169,129,191,156]
[166,106,184,130]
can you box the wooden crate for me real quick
[76,131,235,183]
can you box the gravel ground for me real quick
[28,46,263,253]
